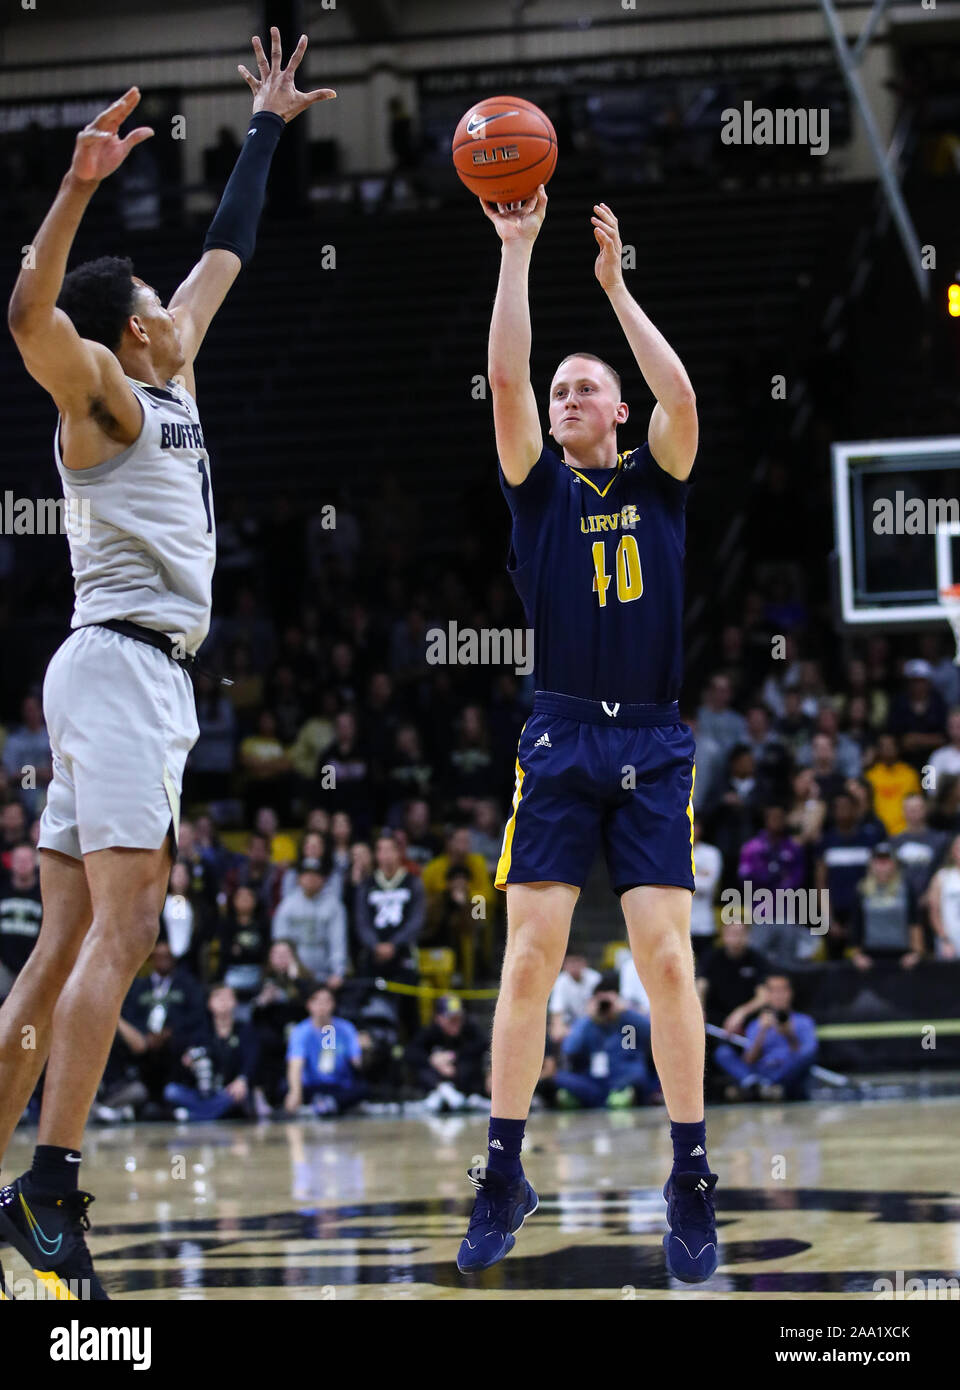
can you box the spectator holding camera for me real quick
[553,974,654,1110]
[713,973,817,1101]
[164,985,259,1121]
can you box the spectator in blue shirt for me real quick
[554,974,654,1110]
[284,984,366,1116]
[713,973,818,1101]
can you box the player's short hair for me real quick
[555,352,621,395]
[57,255,137,352]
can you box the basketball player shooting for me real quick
[0,30,333,1299]
[457,187,718,1282]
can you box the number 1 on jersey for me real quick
[196,458,212,534]
[591,535,643,606]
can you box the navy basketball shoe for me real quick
[662,1171,719,1282]
[457,1168,539,1272]
[0,1175,108,1299]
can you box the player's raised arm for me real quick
[168,27,335,388]
[7,88,152,425]
[481,187,547,485]
[592,203,698,481]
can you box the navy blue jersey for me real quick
[499,443,687,703]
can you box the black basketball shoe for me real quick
[0,1175,108,1300]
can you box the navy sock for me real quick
[487,1117,525,1182]
[670,1120,709,1175]
[30,1145,81,1195]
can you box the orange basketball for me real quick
[452,95,557,205]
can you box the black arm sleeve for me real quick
[203,111,285,265]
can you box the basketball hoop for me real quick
[940,584,960,665]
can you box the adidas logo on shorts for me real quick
[535,731,552,748]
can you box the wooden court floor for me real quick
[4,1100,959,1300]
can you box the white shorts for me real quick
[38,626,199,860]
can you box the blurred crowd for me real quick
[5,547,960,1119]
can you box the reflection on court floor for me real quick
[4,1104,958,1300]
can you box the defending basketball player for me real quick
[0,30,333,1299]
[457,186,718,1281]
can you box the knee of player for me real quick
[502,936,562,997]
[90,905,162,967]
[637,941,693,994]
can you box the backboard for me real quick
[832,436,960,628]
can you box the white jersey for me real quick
[54,376,216,655]
[936,866,960,953]
[692,839,723,936]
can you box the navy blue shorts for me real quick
[495,691,696,895]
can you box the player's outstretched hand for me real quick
[239,26,336,123]
[70,88,154,184]
[479,184,547,245]
[592,202,625,292]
